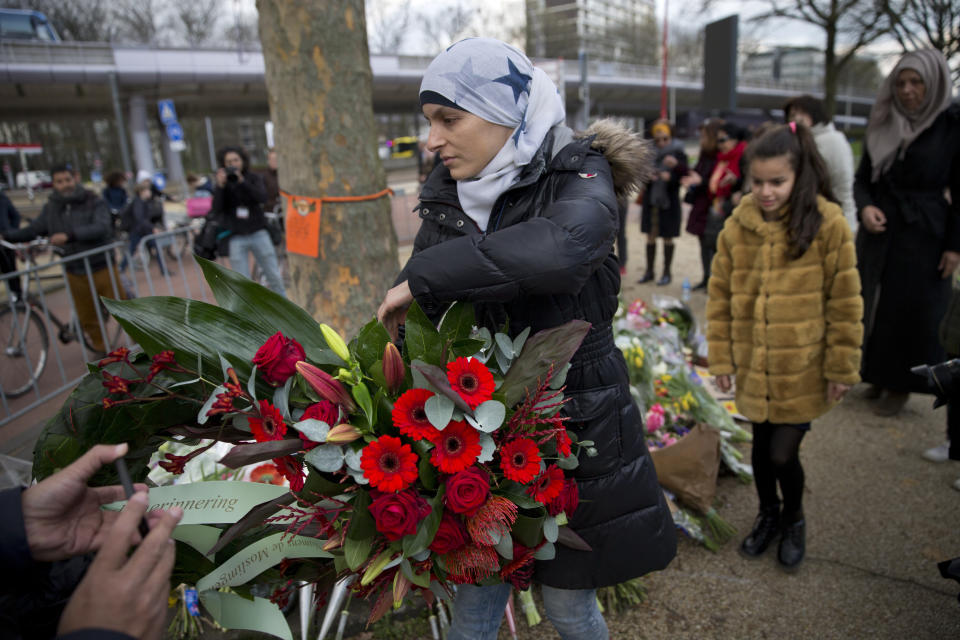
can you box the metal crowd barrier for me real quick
[0,225,213,428]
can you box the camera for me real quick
[911,358,960,409]
[225,167,240,184]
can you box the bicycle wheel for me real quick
[0,303,49,398]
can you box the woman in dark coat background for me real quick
[855,49,960,417]
[377,38,676,640]
[682,117,724,290]
[638,120,688,286]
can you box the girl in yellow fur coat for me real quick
[707,122,863,570]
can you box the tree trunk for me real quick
[256,0,399,337]
[823,23,838,121]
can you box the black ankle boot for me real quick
[778,519,806,570]
[657,243,675,286]
[740,506,781,557]
[637,243,656,283]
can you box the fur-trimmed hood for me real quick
[582,118,654,200]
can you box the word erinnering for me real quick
[148,495,240,513]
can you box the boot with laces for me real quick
[740,505,781,557]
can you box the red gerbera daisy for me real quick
[392,388,437,440]
[499,437,542,484]
[428,420,482,474]
[526,464,565,504]
[250,399,287,442]
[360,435,420,492]
[250,463,285,485]
[273,455,305,492]
[555,429,573,458]
[446,357,495,409]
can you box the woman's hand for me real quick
[715,375,732,393]
[827,381,851,403]
[377,280,414,342]
[719,170,737,188]
[939,251,960,279]
[662,155,678,169]
[860,205,887,234]
[680,171,702,188]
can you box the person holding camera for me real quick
[212,146,285,297]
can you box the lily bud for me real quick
[296,361,356,412]
[383,342,405,394]
[325,423,362,444]
[322,532,344,552]
[320,323,351,364]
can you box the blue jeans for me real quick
[228,228,285,297]
[447,583,608,640]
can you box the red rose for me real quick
[369,489,431,541]
[254,331,306,386]
[444,466,490,516]
[299,400,340,449]
[429,511,469,555]
[547,478,579,517]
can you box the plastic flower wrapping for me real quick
[32,259,595,639]
[616,296,753,550]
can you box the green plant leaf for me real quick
[401,487,445,558]
[494,531,514,559]
[412,362,471,413]
[495,333,515,358]
[403,301,443,366]
[543,515,559,543]
[477,433,496,463]
[534,541,555,560]
[292,419,330,443]
[345,491,375,570]
[450,338,486,358]
[511,511,546,548]
[495,488,540,511]
[304,444,345,473]
[499,320,591,406]
[206,493,297,556]
[472,400,505,432]
[400,558,431,589]
[352,318,392,376]
[556,526,593,551]
[512,326,531,356]
[351,381,374,427]
[196,256,340,364]
[438,301,475,345]
[424,393,454,430]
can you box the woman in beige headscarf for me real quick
[854,49,960,417]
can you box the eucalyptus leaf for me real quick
[411,549,431,562]
[476,327,493,351]
[477,433,496,463]
[534,542,556,560]
[556,453,580,470]
[549,363,572,389]
[347,468,369,485]
[450,338,486,358]
[494,333,515,358]
[543,516,559,543]
[304,444,345,473]
[499,320,591,406]
[473,400,505,432]
[495,347,512,374]
[512,326,531,356]
[273,378,292,419]
[292,418,330,443]
[424,393,455,430]
[343,447,363,471]
[401,558,432,589]
[246,365,258,402]
[494,531,514,560]
[197,385,227,425]
[232,414,250,432]
[410,358,431,390]
[218,353,233,380]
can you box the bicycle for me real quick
[0,239,124,398]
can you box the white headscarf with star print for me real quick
[420,38,566,231]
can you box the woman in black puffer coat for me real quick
[377,38,675,640]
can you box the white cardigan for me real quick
[811,122,857,232]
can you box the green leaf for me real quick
[401,487,445,557]
[543,515,559,543]
[353,319,392,377]
[512,326,531,356]
[345,491,375,570]
[196,256,339,364]
[424,393,454,430]
[438,301,475,345]
[304,444,345,472]
[400,558,431,589]
[273,378,292,419]
[450,338,486,358]
[292,419,330,443]
[418,455,438,491]
[534,541,556,560]
[412,362,471,413]
[512,511,546,548]
[495,488,540,510]
[477,433,496,463]
[494,531,514,559]
[206,493,297,556]
[557,452,580,470]
[351,381,374,426]
[403,301,443,366]
[472,400,505,432]
[495,333,515,358]
[499,320,591,406]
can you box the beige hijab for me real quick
[865,49,952,182]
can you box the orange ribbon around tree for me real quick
[280,188,394,258]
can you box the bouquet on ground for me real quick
[34,259,595,638]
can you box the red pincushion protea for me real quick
[526,464,565,505]
[360,435,419,492]
[446,357,495,409]
[428,420,482,474]
[250,399,287,442]
[392,388,437,440]
[499,437,541,483]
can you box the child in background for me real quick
[122,180,171,275]
[706,123,863,570]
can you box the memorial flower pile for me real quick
[33,259,594,638]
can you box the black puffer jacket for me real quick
[401,120,676,589]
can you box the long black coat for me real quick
[641,141,688,238]
[854,102,960,392]
[400,122,676,589]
